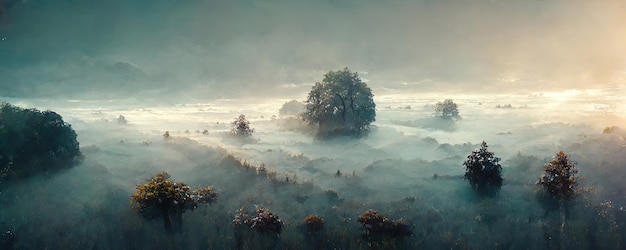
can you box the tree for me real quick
[301,68,376,136]
[463,141,503,196]
[130,171,218,233]
[231,114,254,136]
[357,210,412,237]
[434,99,459,118]
[279,100,305,117]
[233,207,284,234]
[117,115,128,124]
[537,151,579,201]
[0,102,82,184]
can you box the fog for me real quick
[1,0,626,249]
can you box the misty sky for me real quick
[1,0,625,99]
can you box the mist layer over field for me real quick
[1,90,625,249]
[1,0,626,249]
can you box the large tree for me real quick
[131,171,218,233]
[0,102,82,184]
[301,68,376,136]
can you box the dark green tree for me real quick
[301,68,376,136]
[0,102,82,184]
[130,171,218,233]
[463,141,503,196]
[434,99,459,118]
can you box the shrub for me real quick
[231,114,254,137]
[0,102,82,184]
[537,151,579,201]
[463,141,503,196]
[130,171,218,233]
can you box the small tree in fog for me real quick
[301,68,376,137]
[231,114,254,136]
[537,151,579,201]
[434,99,459,118]
[130,171,218,233]
[117,115,128,124]
[279,100,305,117]
[463,141,503,196]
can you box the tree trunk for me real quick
[161,204,173,233]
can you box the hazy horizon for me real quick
[1,0,625,99]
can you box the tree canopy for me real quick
[0,102,82,184]
[231,114,254,137]
[463,141,503,196]
[537,151,579,201]
[131,171,218,233]
[301,68,376,136]
[434,99,459,118]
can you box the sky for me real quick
[1,0,625,99]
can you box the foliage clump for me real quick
[357,210,412,237]
[537,151,579,201]
[434,99,459,118]
[463,141,503,196]
[231,114,254,137]
[304,215,324,232]
[130,171,218,233]
[233,207,284,234]
[0,102,82,184]
[301,68,376,137]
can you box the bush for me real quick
[434,99,459,118]
[231,114,254,137]
[463,141,503,196]
[537,151,579,201]
[301,68,376,136]
[130,171,218,233]
[0,102,82,184]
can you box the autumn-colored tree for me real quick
[537,151,579,201]
[130,171,217,233]
[357,210,412,237]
